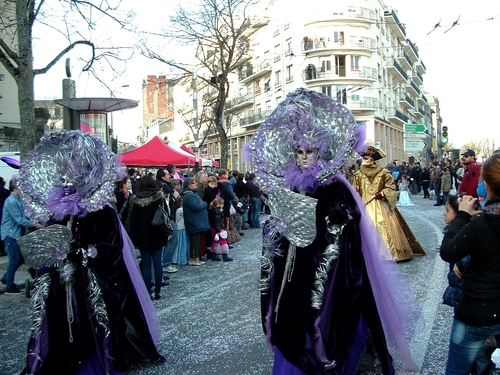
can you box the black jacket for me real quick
[441,200,500,326]
[129,189,169,251]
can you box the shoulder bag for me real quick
[152,203,173,237]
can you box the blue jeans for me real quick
[139,248,163,296]
[162,221,178,268]
[3,236,24,289]
[434,184,441,204]
[250,197,262,228]
[445,318,500,375]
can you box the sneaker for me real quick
[163,266,178,273]
[188,261,204,266]
[4,286,22,294]
[0,277,5,285]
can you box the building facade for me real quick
[159,0,434,171]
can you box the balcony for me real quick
[202,87,219,102]
[383,10,406,39]
[305,7,376,25]
[358,66,377,80]
[386,59,408,83]
[399,93,414,109]
[238,59,272,84]
[396,51,412,70]
[415,59,426,74]
[239,110,273,128]
[225,92,253,111]
[388,108,409,125]
[402,39,419,62]
[349,97,378,110]
[412,70,424,85]
[405,80,421,97]
[302,35,376,53]
[303,66,347,81]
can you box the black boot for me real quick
[212,252,221,261]
[222,254,233,262]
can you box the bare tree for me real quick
[140,0,252,169]
[463,138,497,161]
[0,0,135,156]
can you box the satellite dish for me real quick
[65,58,72,78]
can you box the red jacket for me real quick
[459,162,481,197]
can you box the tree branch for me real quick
[32,40,95,75]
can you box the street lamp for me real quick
[109,84,129,139]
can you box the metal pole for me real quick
[192,69,200,169]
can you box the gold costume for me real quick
[351,162,425,262]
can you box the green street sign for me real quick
[404,124,427,133]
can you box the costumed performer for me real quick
[350,146,425,261]
[17,130,165,374]
[247,88,423,374]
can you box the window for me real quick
[286,65,293,82]
[275,70,281,86]
[351,94,360,101]
[350,56,360,70]
[276,96,282,106]
[321,59,332,72]
[266,100,272,112]
[264,78,271,92]
[321,86,332,97]
[334,31,345,45]
[336,85,347,104]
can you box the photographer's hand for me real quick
[458,195,483,216]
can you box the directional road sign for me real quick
[404,124,427,133]
[404,133,428,139]
[404,139,427,152]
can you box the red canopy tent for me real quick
[119,136,196,167]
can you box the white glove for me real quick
[220,230,228,239]
[214,234,219,241]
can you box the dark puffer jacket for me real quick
[129,189,169,251]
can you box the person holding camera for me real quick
[440,153,500,375]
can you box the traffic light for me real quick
[442,126,448,145]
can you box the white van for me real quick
[0,152,21,186]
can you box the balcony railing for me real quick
[350,97,378,110]
[238,59,272,82]
[358,66,377,79]
[239,110,273,127]
[410,80,420,95]
[405,39,419,59]
[303,67,347,80]
[389,109,409,123]
[387,59,408,82]
[286,75,294,83]
[383,10,406,38]
[302,36,375,52]
[399,93,414,108]
[226,92,253,109]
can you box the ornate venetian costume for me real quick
[17,131,164,375]
[247,89,423,374]
[351,150,424,261]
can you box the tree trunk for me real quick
[17,0,37,157]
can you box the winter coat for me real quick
[459,162,481,197]
[209,207,226,230]
[182,189,210,235]
[233,180,249,198]
[203,183,232,219]
[129,189,169,251]
[441,172,452,193]
[441,200,500,327]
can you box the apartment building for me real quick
[162,0,433,171]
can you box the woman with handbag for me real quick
[130,175,170,300]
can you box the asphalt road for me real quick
[1,193,499,375]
